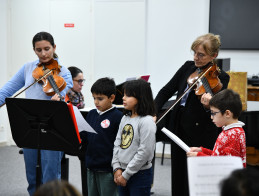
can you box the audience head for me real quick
[220,168,259,196]
[33,179,82,196]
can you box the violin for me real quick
[32,59,66,99]
[187,63,222,97]
[156,63,222,124]
[0,59,67,108]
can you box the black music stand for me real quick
[5,98,81,188]
[114,82,124,105]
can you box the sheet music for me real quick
[161,127,190,152]
[188,156,243,196]
[72,106,97,134]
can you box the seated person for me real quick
[66,66,85,108]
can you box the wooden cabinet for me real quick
[247,85,259,101]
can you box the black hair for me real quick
[91,77,116,98]
[220,168,259,196]
[123,79,156,116]
[68,66,83,79]
[32,32,58,58]
[209,89,242,119]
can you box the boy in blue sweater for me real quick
[82,77,123,196]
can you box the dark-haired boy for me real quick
[81,77,123,196]
[187,89,246,167]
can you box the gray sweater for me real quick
[112,115,156,180]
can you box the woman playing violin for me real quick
[155,33,229,196]
[0,32,73,195]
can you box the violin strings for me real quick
[201,77,214,96]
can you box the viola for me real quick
[187,63,222,97]
[0,59,66,108]
[32,59,66,99]
[156,63,222,124]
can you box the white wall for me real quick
[94,0,146,84]
[146,0,259,97]
[147,0,210,154]
[49,0,93,107]
[0,0,259,151]
[147,0,210,96]
[0,0,11,144]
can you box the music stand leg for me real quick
[36,148,41,188]
[61,154,69,181]
[170,144,173,196]
[80,160,88,196]
[36,123,45,188]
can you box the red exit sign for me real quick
[64,23,74,28]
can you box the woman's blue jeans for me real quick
[23,148,63,196]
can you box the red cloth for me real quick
[197,126,246,168]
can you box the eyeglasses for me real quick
[192,51,207,59]
[210,111,221,117]
[73,79,85,85]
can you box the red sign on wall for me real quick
[64,23,74,28]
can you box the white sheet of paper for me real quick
[187,156,243,196]
[72,106,97,134]
[161,127,190,152]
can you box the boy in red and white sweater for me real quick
[187,89,246,167]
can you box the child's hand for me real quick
[114,169,122,184]
[186,147,201,157]
[189,147,202,152]
[186,152,198,157]
[116,175,127,187]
